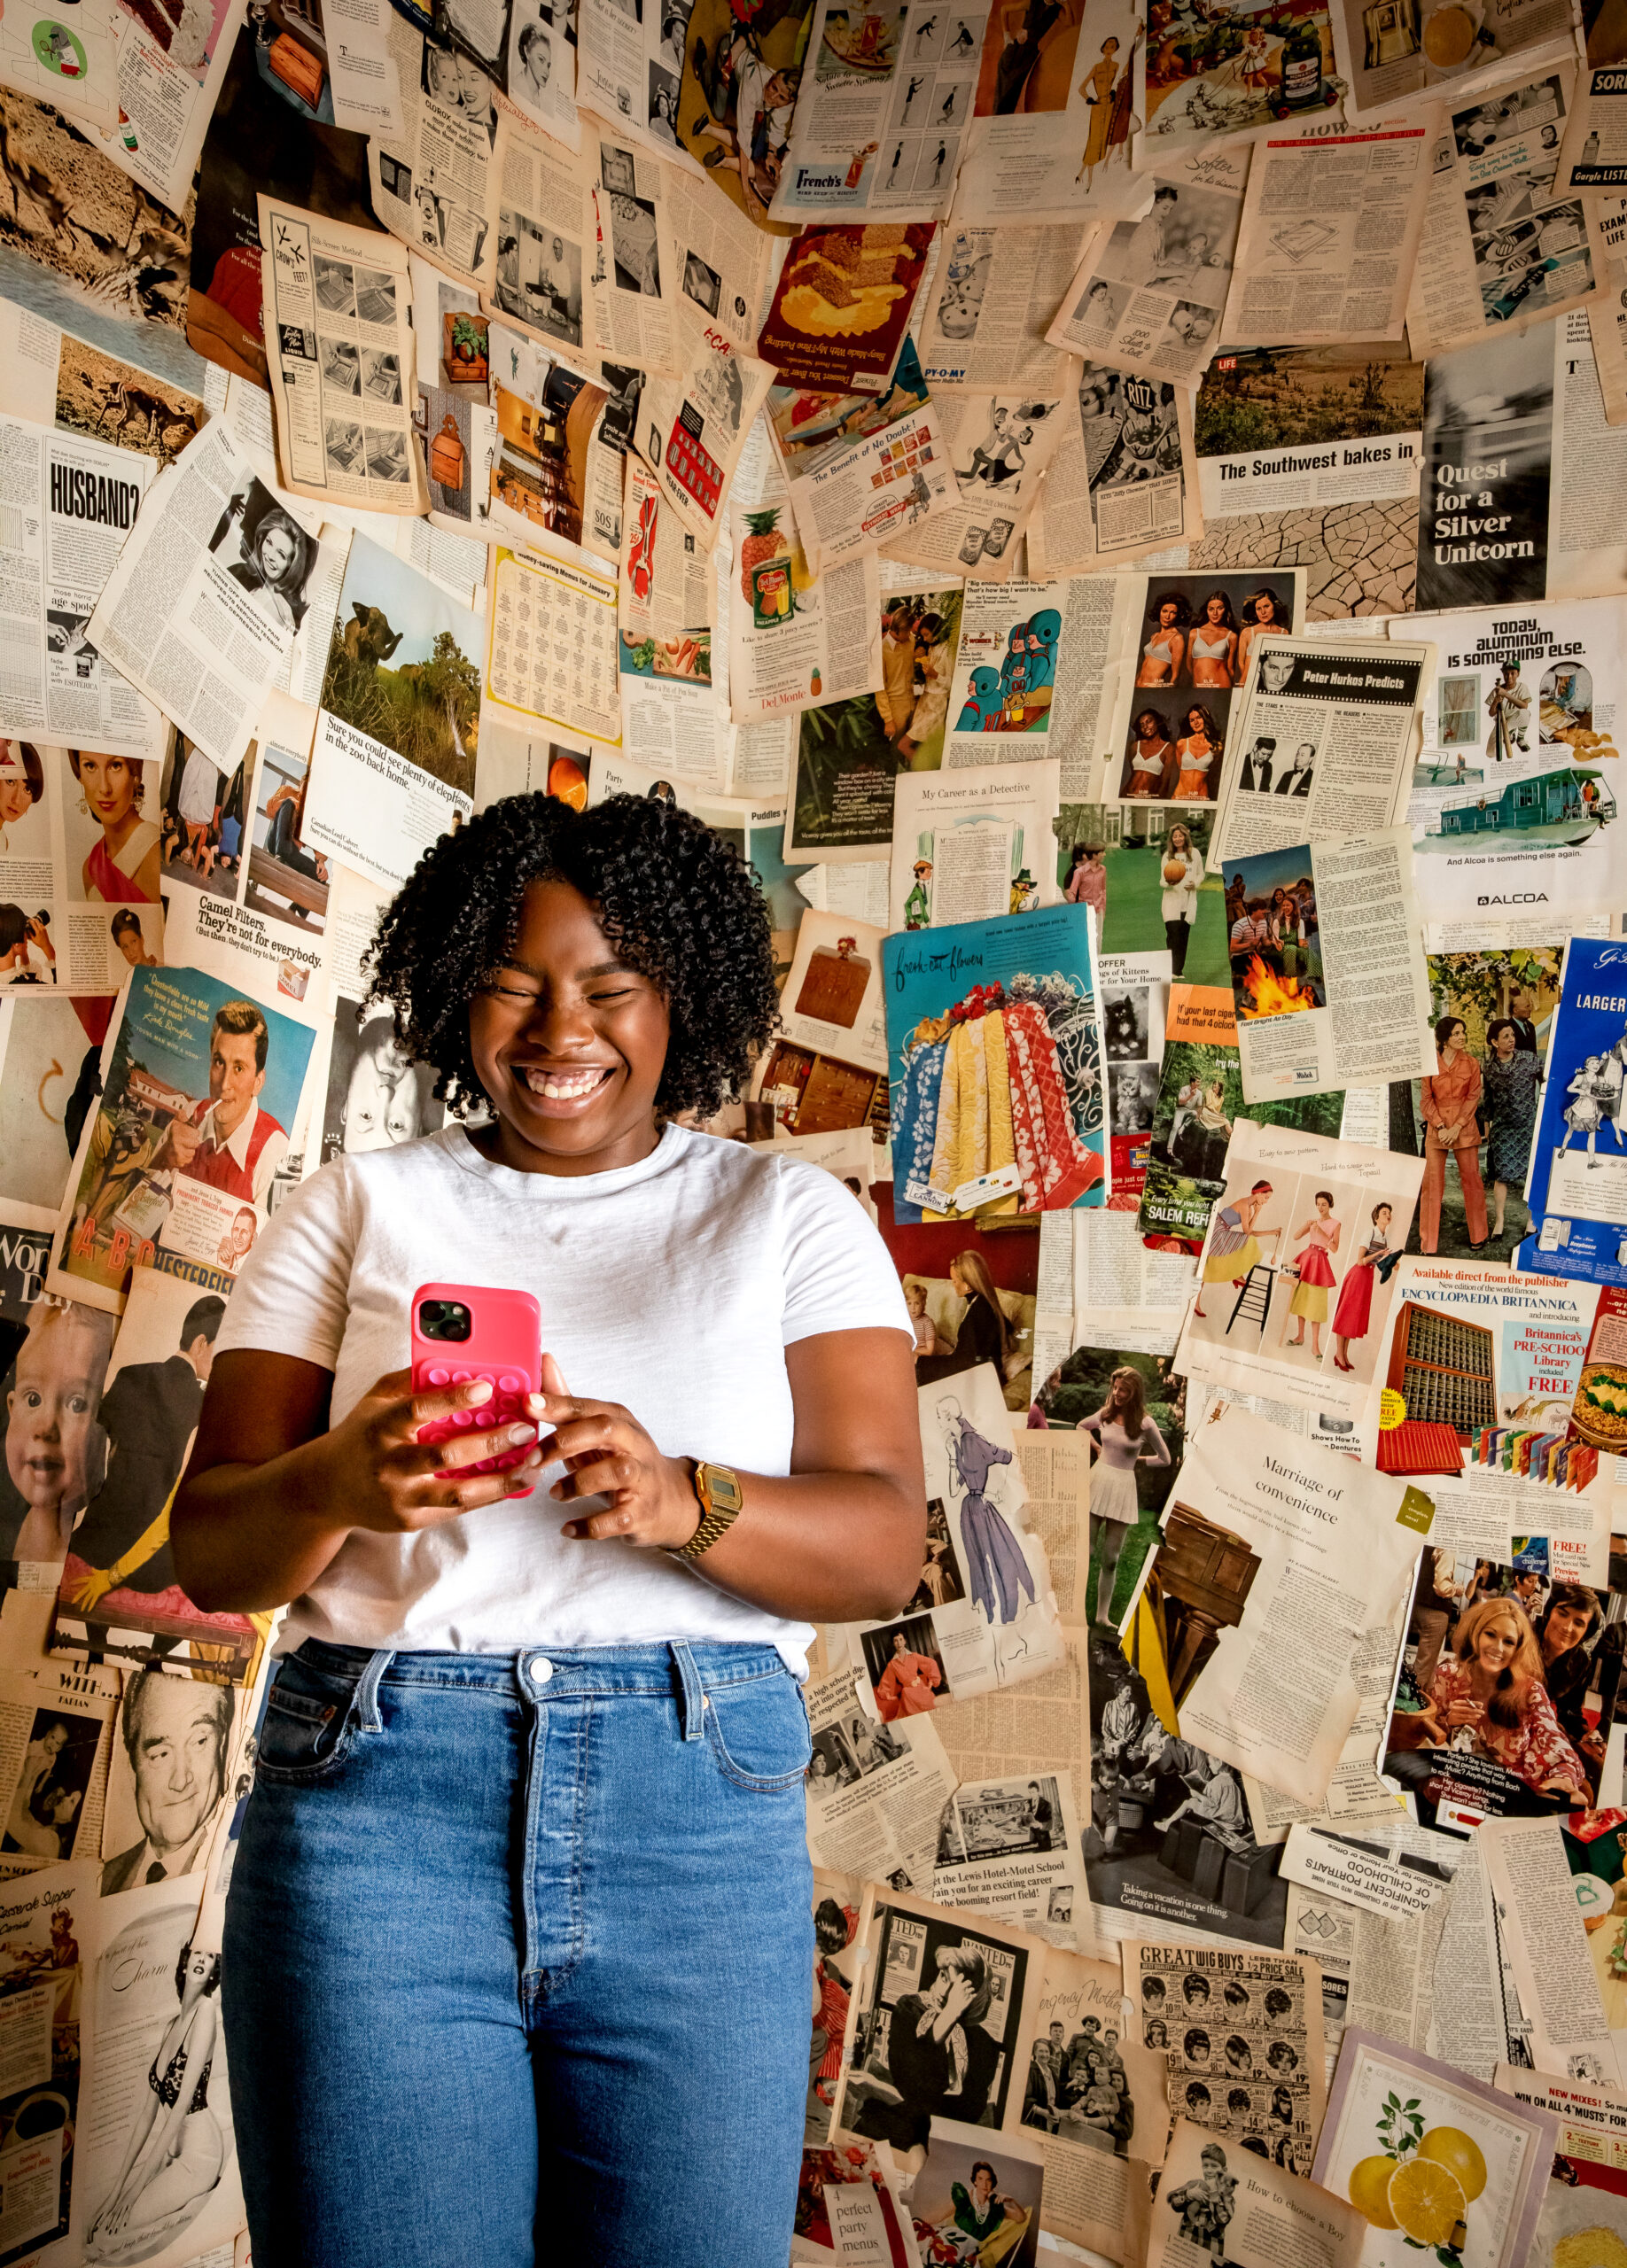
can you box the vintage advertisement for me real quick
[488,107,595,361]
[304,532,484,891]
[367,9,497,290]
[0,744,166,996]
[1047,146,1250,384]
[485,320,619,572]
[1176,1121,1422,1420]
[918,222,1085,395]
[880,389,1069,582]
[829,1878,1046,2174]
[1589,196,1627,427]
[942,578,1070,761]
[768,0,991,221]
[97,0,250,214]
[1029,367,1203,576]
[574,0,697,171]
[585,120,681,375]
[1134,0,1345,166]
[1519,938,1627,1282]
[931,1767,1086,1945]
[883,903,1109,1218]
[836,1364,1066,1716]
[1211,633,1429,859]
[1,0,122,132]
[1124,1940,1327,2171]
[0,413,167,764]
[1221,112,1434,348]
[1222,828,1436,1103]
[1365,1268,1617,1578]
[1407,69,1597,361]
[804,1665,960,1891]
[46,959,316,1311]
[1330,0,1576,122]
[1191,341,1426,620]
[1024,1945,1169,2259]
[1148,2115,1365,2268]
[637,326,776,548]
[1494,2066,1627,2265]
[759,222,936,392]
[766,340,954,574]
[783,579,961,863]
[260,196,428,514]
[1403,598,1626,917]
[780,906,888,1075]
[1479,1814,1622,2083]
[888,760,1062,931]
[0,1668,115,1881]
[482,540,620,750]
[1312,2028,1558,2268]
[727,497,883,723]
[953,0,1145,228]
[0,1861,97,2263]
[1122,1401,1429,1811]
[664,164,774,361]
[621,454,710,646]
[88,424,326,777]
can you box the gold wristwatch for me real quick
[670,1461,744,1562]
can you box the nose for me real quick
[518,990,599,1052]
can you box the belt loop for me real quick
[671,1640,705,1742]
[354,1648,395,1735]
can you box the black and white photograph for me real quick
[937,1775,1065,1866]
[320,995,445,1162]
[326,417,366,474]
[320,337,361,392]
[1098,175,1238,310]
[495,212,585,347]
[361,348,402,406]
[1081,368,1184,493]
[649,60,680,143]
[313,254,354,315]
[681,247,721,317]
[365,429,413,483]
[206,473,318,633]
[1104,982,1150,1061]
[354,268,398,326]
[44,610,101,678]
[0,1705,101,1861]
[1110,1060,1161,1137]
[99,1668,241,1893]
[423,34,501,132]
[603,175,662,297]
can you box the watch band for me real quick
[670,1461,745,1562]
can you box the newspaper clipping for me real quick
[766,341,953,574]
[369,10,499,289]
[1125,1940,1328,2171]
[889,760,1063,931]
[1030,366,1203,574]
[1148,2114,1364,2268]
[586,120,681,374]
[727,496,883,722]
[1330,0,1576,122]
[881,391,1069,581]
[918,221,1086,394]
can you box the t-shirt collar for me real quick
[439,1117,691,1199]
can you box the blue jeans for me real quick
[222,1638,814,2267]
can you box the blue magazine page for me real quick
[1518,936,1627,1285]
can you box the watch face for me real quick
[706,1464,744,1514]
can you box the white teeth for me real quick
[520,1067,609,1099]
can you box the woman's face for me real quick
[115,925,146,967]
[1494,1026,1516,1058]
[949,1261,966,1294]
[187,1950,213,1987]
[1254,594,1278,625]
[1137,711,1160,737]
[1315,1194,1331,1217]
[1159,602,1179,629]
[77,752,136,830]
[1446,1021,1467,1050]
[972,2168,994,2201]
[0,776,28,824]
[468,875,671,1175]
[1546,1600,1593,1657]
[1172,827,1189,852]
[1206,595,1225,623]
[1187,709,1204,735]
[1375,1205,1392,1231]
[1475,1614,1519,1674]
[259,524,297,585]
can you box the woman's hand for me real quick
[527,1355,698,1550]
[1444,1697,1483,1728]
[312,1367,546,1531]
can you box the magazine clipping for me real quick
[259,198,428,516]
[1133,0,1346,165]
[931,1767,1086,1946]
[368,10,499,289]
[1494,2065,1627,2260]
[1558,4,1627,194]
[790,2128,917,2263]
[1148,2113,1364,2268]
[1312,2027,1559,2268]
[0,745,167,996]
[768,0,992,222]
[765,339,954,575]
[0,1860,99,2262]
[1587,195,1627,426]
[1222,827,1436,1104]
[0,1669,116,1882]
[304,532,485,889]
[941,577,1075,765]
[667,167,775,358]
[1518,937,1627,1282]
[804,1664,960,1890]
[1329,0,1576,123]
[880,390,1069,583]
[1406,69,1597,361]
[727,494,884,723]
[0,0,122,130]
[1124,1940,1328,2171]
[621,455,711,644]
[837,1363,1066,1713]
[918,223,1087,395]
[829,1878,1046,2178]
[1121,1401,1430,1809]
[889,760,1063,932]
[1220,111,1434,348]
[1027,365,1203,575]
[46,959,317,1313]
[1047,146,1250,384]
[759,223,936,392]
[95,0,248,214]
[574,0,703,172]
[952,0,1147,228]
[1190,341,1426,617]
[485,318,624,571]
[637,326,776,548]
[585,121,682,374]
[487,108,596,362]
[1478,1814,1623,2083]
[882,901,1110,1217]
[1022,1946,1171,2259]
[0,414,169,765]
[1280,1827,1455,2056]
[1402,598,1626,917]
[87,425,327,779]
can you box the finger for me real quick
[525,1391,619,1433]
[541,1413,626,1467]
[409,1467,541,1518]
[424,1419,540,1472]
[537,1352,570,1402]
[549,1450,636,1502]
[391,1374,496,1437]
[561,1503,650,1542]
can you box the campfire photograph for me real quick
[1221,846,1324,1020]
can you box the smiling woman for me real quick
[170,790,926,2268]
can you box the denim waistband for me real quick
[292,1636,792,1701]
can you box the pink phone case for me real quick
[410,1283,542,1480]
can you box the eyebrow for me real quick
[497,957,638,982]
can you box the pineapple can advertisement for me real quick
[727,499,885,725]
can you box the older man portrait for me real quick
[101,1668,235,1894]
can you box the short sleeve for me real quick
[775,1158,914,1348]
[212,1158,357,1371]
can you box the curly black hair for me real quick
[364,792,781,1122]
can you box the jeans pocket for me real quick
[703,1670,813,1793]
[254,1656,364,1783]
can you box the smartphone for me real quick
[410,1283,542,1480]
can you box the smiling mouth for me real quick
[517,1064,616,1103]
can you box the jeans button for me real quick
[529,1655,553,1684]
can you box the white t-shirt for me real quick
[214,1122,912,1669]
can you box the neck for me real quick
[468,1114,664,1177]
[103,807,139,856]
